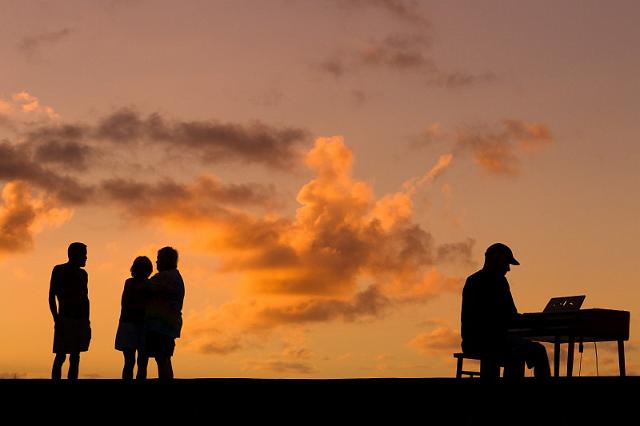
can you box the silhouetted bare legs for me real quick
[52,352,80,380]
[122,350,150,380]
[122,350,136,379]
[156,357,173,380]
[136,353,149,380]
[52,354,65,379]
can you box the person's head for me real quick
[483,243,519,275]
[130,256,153,280]
[67,242,87,267]
[156,246,178,272]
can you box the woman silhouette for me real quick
[115,256,153,379]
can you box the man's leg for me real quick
[136,352,149,380]
[68,353,80,380]
[156,357,174,380]
[529,342,551,378]
[503,357,525,379]
[52,353,66,380]
[508,336,550,378]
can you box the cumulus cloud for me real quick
[0,181,73,254]
[0,92,59,127]
[455,119,554,176]
[408,326,461,356]
[18,28,73,59]
[178,137,472,354]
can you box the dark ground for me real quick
[2,377,637,424]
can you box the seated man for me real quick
[461,243,550,378]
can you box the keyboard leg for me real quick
[618,340,626,377]
[554,339,560,377]
[566,337,574,377]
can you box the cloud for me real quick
[410,123,446,149]
[0,181,73,254]
[0,141,94,205]
[178,137,472,354]
[0,92,59,127]
[94,109,309,169]
[318,32,494,89]
[244,359,317,375]
[21,108,310,170]
[408,326,461,356]
[455,119,554,176]
[18,28,73,59]
[336,0,429,27]
[101,175,279,220]
[0,372,26,379]
[32,140,95,171]
[243,342,317,375]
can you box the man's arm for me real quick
[48,267,58,323]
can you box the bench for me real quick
[454,352,506,378]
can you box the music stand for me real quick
[543,295,586,313]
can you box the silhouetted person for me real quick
[140,246,184,380]
[115,256,153,380]
[49,242,91,380]
[461,243,550,379]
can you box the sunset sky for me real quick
[1,0,639,378]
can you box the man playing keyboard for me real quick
[461,243,551,378]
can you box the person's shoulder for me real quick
[465,270,485,284]
[124,277,138,286]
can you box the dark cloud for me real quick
[18,109,310,170]
[259,285,392,325]
[0,141,93,205]
[18,28,73,58]
[436,239,475,265]
[455,119,554,176]
[318,32,493,89]
[91,109,310,169]
[32,140,94,171]
[427,71,496,89]
[360,33,434,70]
[318,59,347,78]
[101,176,279,220]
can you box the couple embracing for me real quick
[115,246,185,380]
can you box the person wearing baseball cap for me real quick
[460,243,550,379]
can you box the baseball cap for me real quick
[485,243,520,265]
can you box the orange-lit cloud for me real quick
[168,137,473,354]
[0,92,59,126]
[408,326,461,356]
[0,141,93,204]
[0,181,72,254]
[456,119,554,176]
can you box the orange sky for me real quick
[1,0,639,378]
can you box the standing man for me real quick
[141,246,185,380]
[461,243,550,378]
[49,242,91,380]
